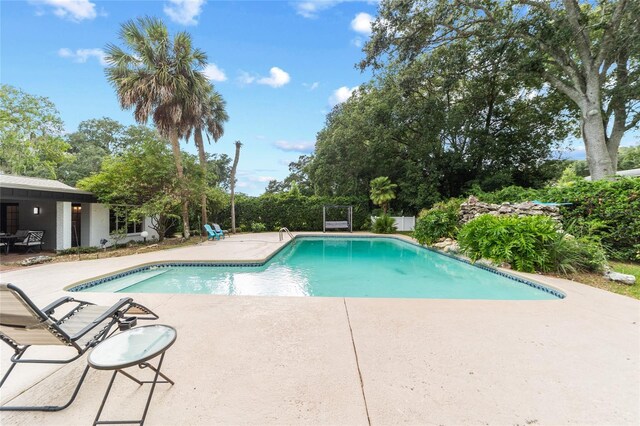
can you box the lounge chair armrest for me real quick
[67,298,134,341]
[42,297,76,315]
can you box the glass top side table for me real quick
[88,324,177,425]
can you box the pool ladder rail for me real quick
[279,227,294,242]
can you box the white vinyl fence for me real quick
[371,216,416,231]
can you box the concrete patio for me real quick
[1,232,639,425]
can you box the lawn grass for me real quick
[557,261,640,300]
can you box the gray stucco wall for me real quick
[14,199,57,250]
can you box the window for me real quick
[1,203,19,234]
[109,208,143,234]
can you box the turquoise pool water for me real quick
[76,237,562,300]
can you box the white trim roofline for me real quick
[0,173,93,195]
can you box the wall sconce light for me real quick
[33,206,41,215]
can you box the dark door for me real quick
[72,203,82,247]
[0,203,19,234]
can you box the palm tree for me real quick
[230,141,242,234]
[104,17,209,238]
[186,87,229,228]
[370,176,397,214]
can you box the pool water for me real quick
[77,237,561,300]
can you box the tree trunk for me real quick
[230,141,242,234]
[580,105,615,181]
[194,128,208,229]
[169,130,190,238]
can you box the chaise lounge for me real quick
[0,283,158,411]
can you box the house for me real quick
[584,168,640,180]
[0,174,158,251]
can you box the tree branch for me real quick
[624,114,640,131]
[562,0,594,69]
[544,72,584,105]
[595,0,628,71]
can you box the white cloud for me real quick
[329,86,358,106]
[303,82,319,91]
[163,0,205,26]
[351,37,364,48]
[253,175,277,183]
[237,67,291,88]
[294,1,342,18]
[237,71,256,86]
[203,63,227,82]
[257,67,291,88]
[274,140,315,153]
[58,47,107,65]
[351,12,374,35]
[32,0,97,21]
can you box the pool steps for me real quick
[83,269,168,293]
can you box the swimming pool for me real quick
[71,237,563,299]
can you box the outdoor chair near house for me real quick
[12,230,29,241]
[0,242,6,255]
[0,283,158,411]
[204,224,222,241]
[212,223,228,238]
[13,230,44,253]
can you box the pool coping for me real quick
[66,235,566,299]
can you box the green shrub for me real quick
[360,217,372,231]
[543,178,640,261]
[57,246,101,255]
[469,178,640,262]
[458,214,609,274]
[414,199,461,245]
[547,234,607,274]
[213,194,370,232]
[458,215,558,273]
[473,185,539,204]
[372,215,397,234]
[251,222,267,233]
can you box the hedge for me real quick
[212,194,371,232]
[475,178,640,261]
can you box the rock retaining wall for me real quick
[459,196,562,224]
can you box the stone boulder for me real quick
[432,238,459,253]
[21,256,53,266]
[459,196,562,224]
[604,270,636,285]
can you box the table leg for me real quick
[93,352,174,426]
[139,352,167,425]
[93,370,118,425]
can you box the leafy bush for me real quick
[458,215,558,273]
[472,185,539,204]
[458,214,608,274]
[470,178,640,261]
[543,179,640,261]
[57,246,100,255]
[213,193,370,232]
[372,215,397,234]
[414,199,462,245]
[547,234,607,274]
[250,222,267,232]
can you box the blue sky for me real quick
[1,0,378,194]
[1,1,637,194]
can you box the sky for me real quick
[1,1,637,194]
[1,0,378,194]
